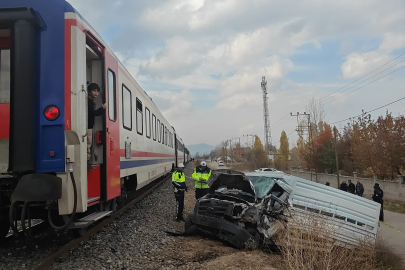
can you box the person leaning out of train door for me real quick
[87,83,106,167]
[172,163,187,222]
[192,161,212,200]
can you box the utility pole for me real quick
[333,126,340,188]
[291,112,313,181]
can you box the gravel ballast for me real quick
[51,166,192,270]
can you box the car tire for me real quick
[245,228,260,250]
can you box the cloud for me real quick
[147,89,196,119]
[379,33,405,53]
[66,0,405,147]
[341,51,390,79]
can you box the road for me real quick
[378,210,405,262]
[208,160,230,170]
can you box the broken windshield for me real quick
[247,176,276,199]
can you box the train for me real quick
[0,0,191,241]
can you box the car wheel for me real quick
[245,228,260,250]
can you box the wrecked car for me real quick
[184,169,292,249]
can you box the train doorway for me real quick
[85,36,105,205]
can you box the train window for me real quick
[152,114,156,141]
[161,123,164,144]
[136,98,143,135]
[122,85,132,130]
[157,119,161,142]
[0,49,10,103]
[165,127,168,146]
[145,107,151,138]
[107,70,116,121]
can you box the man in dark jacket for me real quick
[339,180,348,192]
[347,180,355,194]
[372,183,384,221]
[87,83,106,164]
[355,180,364,197]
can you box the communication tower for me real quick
[261,76,272,154]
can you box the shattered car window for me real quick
[247,176,276,199]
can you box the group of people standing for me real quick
[339,179,364,196]
[171,161,212,222]
[336,179,384,221]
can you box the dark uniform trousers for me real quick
[175,191,185,219]
[195,188,209,200]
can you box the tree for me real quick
[252,136,269,168]
[276,131,289,170]
[279,131,289,162]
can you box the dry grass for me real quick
[383,199,405,215]
[274,212,381,270]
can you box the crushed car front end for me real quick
[188,170,292,249]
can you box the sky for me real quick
[67,0,405,149]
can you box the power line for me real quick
[330,95,405,125]
[271,64,405,131]
[270,52,405,128]
[320,59,405,104]
[322,65,405,106]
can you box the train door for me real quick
[0,31,10,173]
[103,49,120,201]
[85,36,120,203]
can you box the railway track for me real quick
[32,174,170,270]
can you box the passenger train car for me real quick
[0,0,191,240]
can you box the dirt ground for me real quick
[159,161,281,270]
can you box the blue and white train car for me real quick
[0,0,185,241]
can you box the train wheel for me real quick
[0,220,10,242]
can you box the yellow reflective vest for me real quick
[172,170,186,192]
[172,170,186,183]
[192,166,212,189]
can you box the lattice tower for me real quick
[261,76,272,153]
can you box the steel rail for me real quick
[33,174,170,270]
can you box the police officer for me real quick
[192,161,212,200]
[372,183,384,221]
[172,163,187,222]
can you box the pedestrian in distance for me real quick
[325,182,330,186]
[372,183,384,221]
[355,180,364,197]
[348,179,355,194]
[339,180,348,192]
[172,163,187,222]
[192,161,212,200]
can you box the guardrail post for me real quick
[353,172,357,181]
[373,174,377,185]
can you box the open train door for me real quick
[103,49,120,201]
[0,31,10,174]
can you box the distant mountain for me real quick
[187,143,215,157]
